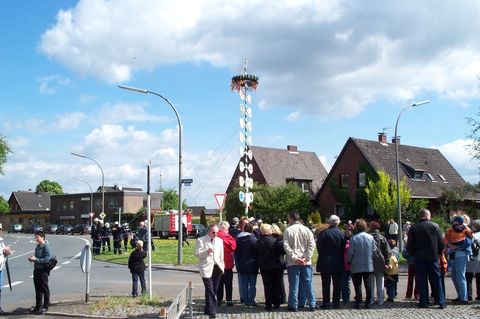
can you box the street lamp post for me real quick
[74,177,93,226]
[118,85,184,265]
[394,100,430,253]
[71,153,105,221]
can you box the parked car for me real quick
[192,224,208,238]
[56,224,73,235]
[25,224,43,234]
[8,224,23,233]
[45,224,58,234]
[73,224,91,235]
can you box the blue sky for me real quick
[1,0,480,209]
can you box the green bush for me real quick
[431,214,449,233]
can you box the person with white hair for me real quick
[315,214,346,309]
[216,221,236,306]
[128,240,147,297]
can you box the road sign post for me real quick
[80,245,92,302]
[214,193,227,222]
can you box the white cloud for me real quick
[39,1,480,119]
[96,102,169,124]
[433,139,479,183]
[285,111,301,122]
[38,75,70,95]
[54,112,86,130]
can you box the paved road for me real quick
[2,234,479,318]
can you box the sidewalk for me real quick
[8,263,472,319]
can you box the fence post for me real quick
[188,281,193,319]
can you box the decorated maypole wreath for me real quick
[231,59,259,216]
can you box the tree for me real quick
[365,170,411,223]
[36,179,64,194]
[0,135,11,175]
[467,107,480,160]
[225,183,312,222]
[309,210,322,224]
[0,196,9,214]
[158,188,187,211]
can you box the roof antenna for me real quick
[382,127,390,133]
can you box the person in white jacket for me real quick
[195,224,224,319]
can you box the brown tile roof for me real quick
[351,138,474,199]
[10,191,51,211]
[249,145,328,196]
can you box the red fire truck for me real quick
[153,210,192,238]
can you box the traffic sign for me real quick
[214,193,227,212]
[80,245,92,273]
[99,212,106,219]
[89,212,94,218]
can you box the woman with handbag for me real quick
[28,230,53,314]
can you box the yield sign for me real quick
[214,193,227,212]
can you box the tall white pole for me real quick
[147,163,152,301]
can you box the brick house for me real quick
[227,145,328,200]
[316,133,477,220]
[50,185,162,225]
[3,190,52,230]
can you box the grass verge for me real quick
[94,238,198,265]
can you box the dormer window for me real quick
[414,171,424,180]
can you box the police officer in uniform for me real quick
[101,222,112,253]
[91,218,102,255]
[112,221,123,254]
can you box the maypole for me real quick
[231,59,259,216]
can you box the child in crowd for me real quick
[445,216,473,247]
[439,252,448,302]
[385,251,399,302]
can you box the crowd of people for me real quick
[90,218,133,255]
[195,209,480,318]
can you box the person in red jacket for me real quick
[216,221,237,306]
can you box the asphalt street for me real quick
[1,233,478,319]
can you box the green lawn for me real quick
[94,238,198,265]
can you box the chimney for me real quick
[378,133,387,143]
[392,137,400,144]
[287,145,298,153]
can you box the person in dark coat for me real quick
[101,222,112,252]
[316,215,346,309]
[255,223,286,310]
[235,222,258,306]
[128,240,147,297]
[368,220,390,306]
[112,221,123,254]
[406,208,446,309]
[91,219,102,254]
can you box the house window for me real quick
[69,201,74,210]
[299,181,311,193]
[19,218,23,223]
[335,204,345,217]
[358,173,366,187]
[438,174,447,182]
[339,174,349,189]
[109,199,119,208]
[95,199,101,209]
[413,170,424,180]
[62,202,68,211]
[286,179,312,193]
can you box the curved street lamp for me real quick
[74,177,93,226]
[71,153,105,221]
[395,100,430,252]
[118,85,184,266]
